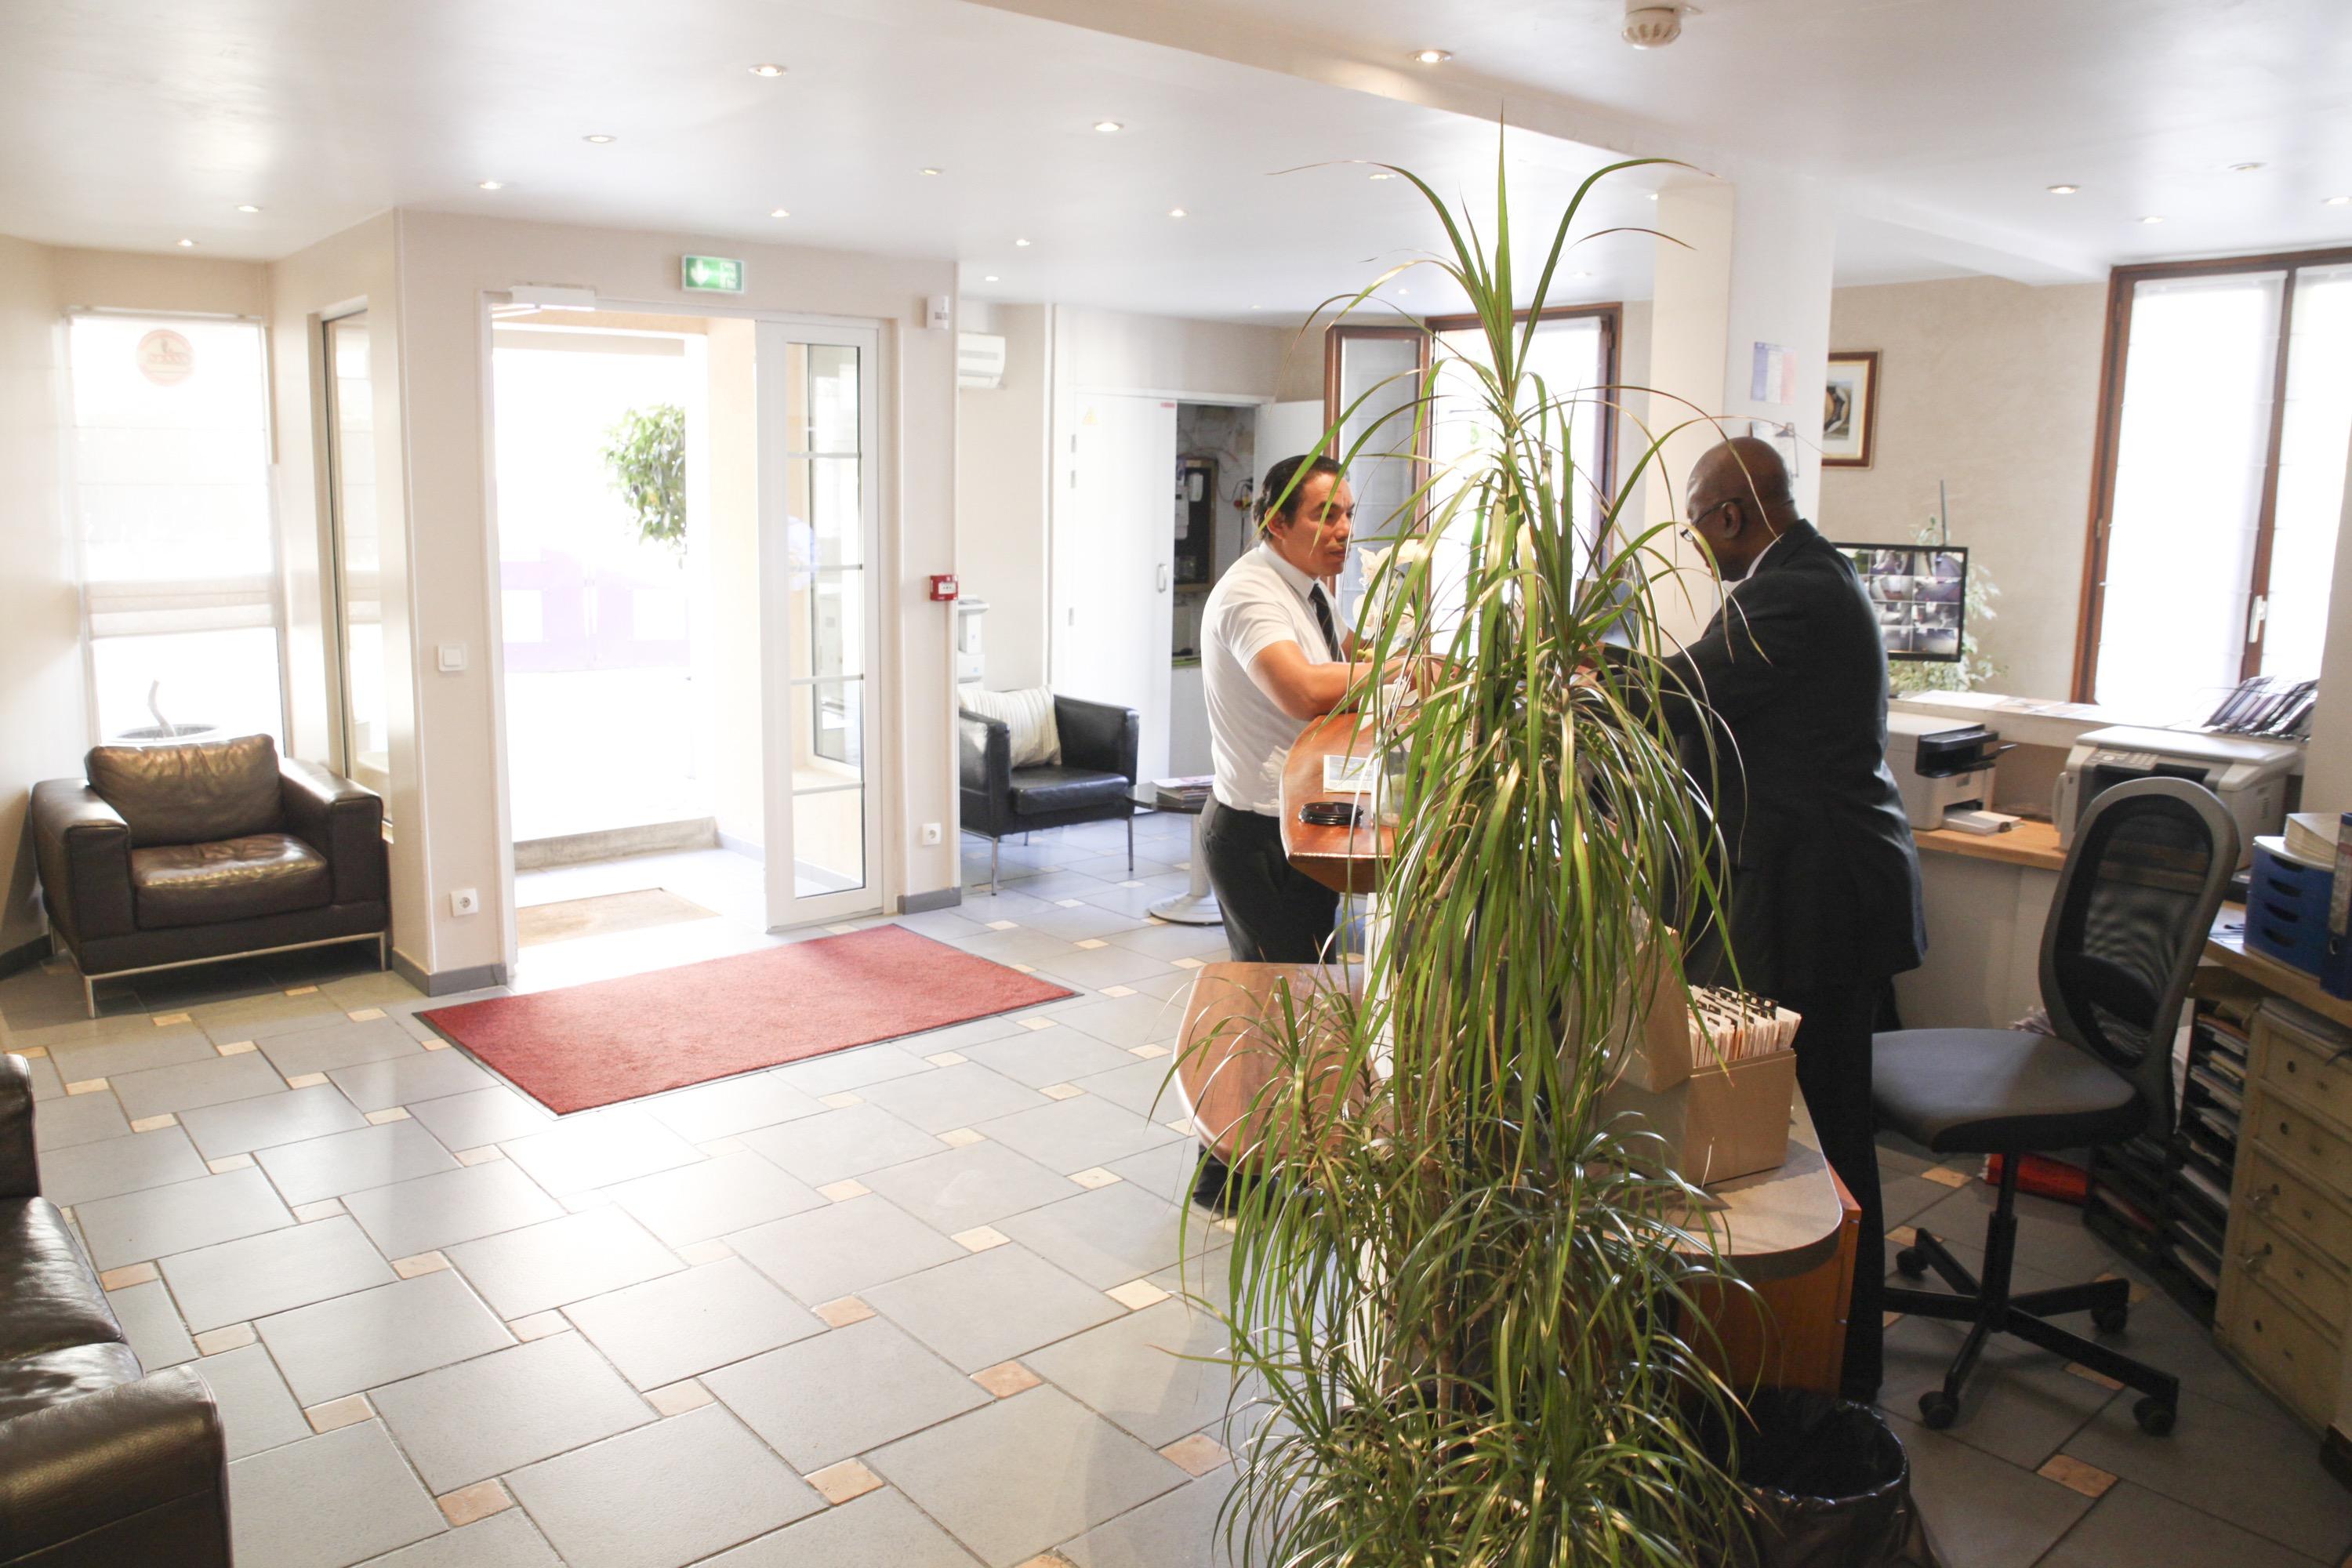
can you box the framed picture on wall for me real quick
[1822,350,1879,469]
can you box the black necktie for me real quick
[1308,584,1341,661]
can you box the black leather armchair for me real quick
[32,735,390,1015]
[0,1056,232,1566]
[960,695,1139,894]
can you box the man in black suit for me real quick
[1650,436,1927,1399]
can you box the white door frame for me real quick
[477,296,898,980]
[755,319,889,929]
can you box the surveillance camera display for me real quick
[1835,543,1965,662]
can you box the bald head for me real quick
[1685,437,1798,580]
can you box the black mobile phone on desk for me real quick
[1299,800,1363,828]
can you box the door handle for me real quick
[1156,564,1169,593]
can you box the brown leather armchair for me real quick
[0,1055,232,1566]
[32,735,390,1016]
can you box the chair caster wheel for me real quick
[2132,1396,2176,1436]
[1917,1390,1958,1429]
[1896,1247,1928,1279]
[2092,1303,2129,1334]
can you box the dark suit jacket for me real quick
[1650,521,1926,997]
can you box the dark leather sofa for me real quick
[0,1055,232,1565]
[31,735,390,1016]
[959,695,1139,895]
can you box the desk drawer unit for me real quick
[2245,1087,2352,1197]
[2260,1011,2352,1130]
[2241,1146,2352,1272]
[2234,1210,2350,1328]
[2217,1271,2341,1430]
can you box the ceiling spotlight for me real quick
[1093,120,1123,133]
[1370,171,1395,180]
[749,63,786,77]
[920,167,943,176]
[234,203,260,213]
[478,180,505,191]
[1014,238,1033,247]
[1168,207,1187,218]
[2046,183,2079,194]
[1572,270,1594,279]
[2229,162,2264,172]
[175,238,195,248]
[769,208,789,218]
[1646,191,1660,201]
[583,133,615,144]
[2139,214,2165,224]
[984,274,1000,282]
[1410,48,1453,64]
[2326,195,2352,206]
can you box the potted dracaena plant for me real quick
[1187,143,1762,1567]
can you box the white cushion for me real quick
[963,687,1062,768]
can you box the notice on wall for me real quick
[1748,341,1797,407]
[136,328,195,386]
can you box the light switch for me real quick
[437,644,467,673]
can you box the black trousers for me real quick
[1780,985,1886,1401]
[1202,803,1341,964]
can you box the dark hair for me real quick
[1257,454,1345,533]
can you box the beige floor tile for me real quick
[1018,1018,1058,1032]
[939,1127,986,1148]
[806,1457,885,1505]
[815,1295,876,1328]
[507,1311,569,1341]
[152,1012,192,1026]
[292,1199,348,1223]
[305,1392,373,1432]
[677,1239,735,1264]
[2037,1454,2118,1498]
[1070,1167,1122,1189]
[820,1092,863,1109]
[394,1250,452,1279]
[196,1323,258,1356]
[67,1079,108,1095]
[924,1051,967,1066]
[1159,1433,1229,1476]
[100,1262,159,1290]
[971,1361,1042,1399]
[366,1106,412,1125]
[457,1145,506,1165]
[817,1179,870,1203]
[2063,1362,2124,1391]
[647,1378,716,1416]
[216,1040,257,1056]
[1128,1044,1171,1058]
[953,1225,1011,1253]
[1106,1279,1170,1311]
[286,1073,328,1089]
[435,1479,514,1527]
[206,1154,254,1174]
[1101,985,1137,998]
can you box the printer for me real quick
[1886,712,2005,831]
[2053,725,2298,868]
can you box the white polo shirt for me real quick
[1203,543,1351,815]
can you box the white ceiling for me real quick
[3,0,2350,320]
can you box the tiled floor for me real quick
[4,811,2350,1566]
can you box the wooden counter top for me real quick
[1279,711,1392,895]
[1691,1088,1849,1283]
[1914,817,2067,872]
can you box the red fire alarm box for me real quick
[929,575,960,601]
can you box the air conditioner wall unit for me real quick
[957,332,1007,390]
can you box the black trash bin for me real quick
[1705,1388,1944,1568]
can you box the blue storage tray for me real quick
[2246,842,2332,975]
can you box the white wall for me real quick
[2298,439,2352,811]
[0,238,74,959]
[1818,276,2107,700]
[956,302,1052,689]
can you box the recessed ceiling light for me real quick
[2229,162,2263,172]
[769,208,789,218]
[1370,171,1395,180]
[920,167,943,176]
[2139,214,2165,224]
[176,238,195,248]
[583,134,615,144]
[478,180,505,191]
[984,274,1000,282]
[1646,191,1659,201]
[1572,270,1593,279]
[1093,120,1123,133]
[2046,183,2079,195]
[1014,238,1033,247]
[2326,195,2352,206]
[1169,207,1187,218]
[234,203,260,213]
[1410,48,1454,64]
[749,63,786,77]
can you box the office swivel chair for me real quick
[1871,778,2238,1436]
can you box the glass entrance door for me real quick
[757,322,884,926]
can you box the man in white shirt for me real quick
[1200,455,1388,963]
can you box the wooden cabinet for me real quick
[2218,1002,2352,1431]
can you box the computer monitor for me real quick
[1832,543,1966,663]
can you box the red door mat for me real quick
[418,924,1074,1115]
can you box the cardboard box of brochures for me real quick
[1600,952,1801,1186]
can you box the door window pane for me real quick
[783,342,860,454]
[786,456,864,569]
[68,313,281,743]
[325,314,387,791]
[2265,264,2352,679]
[2092,272,2283,718]
[788,568,865,681]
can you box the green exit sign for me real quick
[681,254,744,293]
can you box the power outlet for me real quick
[449,887,481,917]
[920,822,944,846]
